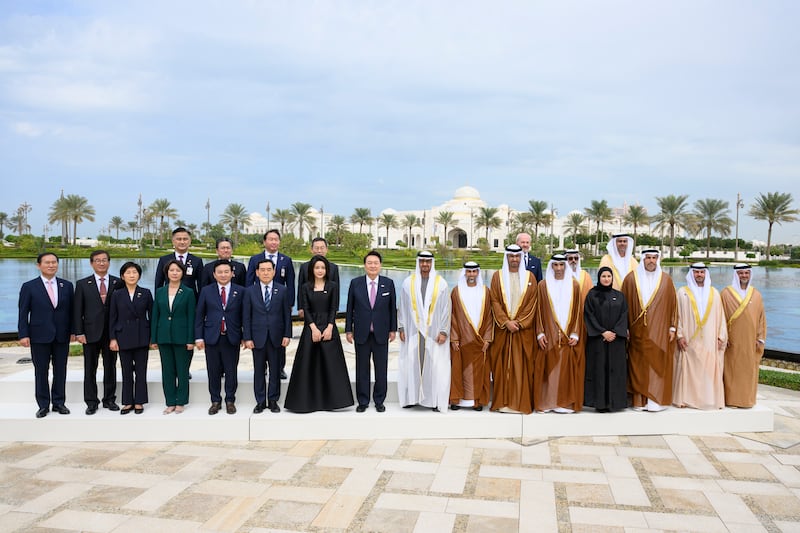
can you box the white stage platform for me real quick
[0,369,774,442]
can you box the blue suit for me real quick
[18,276,74,410]
[524,252,544,283]
[195,283,244,404]
[243,282,292,403]
[345,275,397,407]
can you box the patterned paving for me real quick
[2,346,800,531]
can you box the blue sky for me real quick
[2,1,799,243]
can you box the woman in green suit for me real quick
[150,260,196,414]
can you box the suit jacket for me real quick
[246,252,296,306]
[201,259,247,288]
[150,285,196,345]
[346,275,397,344]
[155,252,204,298]
[297,261,340,310]
[524,252,544,283]
[18,276,74,343]
[243,282,292,349]
[195,282,244,346]
[108,286,153,350]
[73,274,121,343]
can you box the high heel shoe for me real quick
[134,405,144,414]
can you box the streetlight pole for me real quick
[319,205,324,238]
[735,192,744,261]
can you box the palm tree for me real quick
[652,194,690,259]
[290,202,315,242]
[623,205,650,241]
[434,211,457,246]
[126,220,138,240]
[692,198,733,259]
[474,207,502,244]
[9,212,30,236]
[748,192,799,260]
[527,200,551,240]
[219,203,249,245]
[60,194,95,245]
[0,211,7,240]
[48,196,71,245]
[403,214,422,248]
[329,214,347,246]
[584,200,613,255]
[565,212,587,245]
[109,216,124,240]
[377,213,398,248]
[272,209,295,235]
[350,207,373,234]
[148,198,178,247]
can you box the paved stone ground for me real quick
[2,337,800,532]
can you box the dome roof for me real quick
[453,185,480,200]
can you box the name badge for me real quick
[186,267,194,275]
[281,267,285,278]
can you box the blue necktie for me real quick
[264,286,271,310]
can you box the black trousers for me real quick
[206,339,240,403]
[119,347,149,405]
[83,337,118,407]
[31,341,69,409]
[355,333,388,407]
[252,343,281,403]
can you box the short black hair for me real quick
[172,227,191,236]
[89,249,110,262]
[311,237,328,247]
[364,250,382,264]
[162,259,185,277]
[36,252,58,264]
[213,259,232,272]
[263,229,281,240]
[119,261,142,277]
[215,237,233,249]
[256,258,275,270]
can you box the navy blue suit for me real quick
[247,251,295,373]
[18,276,74,410]
[243,282,292,403]
[73,274,121,408]
[524,252,544,283]
[345,275,397,407]
[195,283,244,404]
[155,253,204,298]
[108,286,153,405]
[201,259,246,287]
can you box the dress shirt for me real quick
[41,275,58,307]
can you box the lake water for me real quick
[3,258,797,353]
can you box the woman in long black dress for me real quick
[284,255,354,412]
[583,266,628,412]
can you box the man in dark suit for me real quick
[155,227,204,297]
[246,229,295,379]
[516,232,543,282]
[296,237,339,320]
[195,260,244,415]
[156,226,204,379]
[73,250,121,414]
[345,250,397,413]
[243,258,292,413]
[18,252,75,418]
[201,237,246,287]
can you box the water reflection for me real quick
[3,258,797,353]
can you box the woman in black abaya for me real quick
[583,266,629,412]
[284,255,354,412]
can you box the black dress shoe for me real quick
[53,405,70,415]
[120,406,133,415]
[253,403,266,414]
[356,405,367,413]
[375,404,386,413]
[208,402,221,415]
[35,408,48,418]
[473,405,483,411]
[280,370,288,380]
[268,400,280,413]
[449,404,461,411]
[432,407,440,412]
[103,401,120,411]
[134,407,144,414]
[226,402,236,414]
[403,404,417,409]
[85,406,98,415]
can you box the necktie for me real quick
[264,285,271,309]
[220,286,227,333]
[46,280,57,307]
[369,280,377,308]
[178,255,185,264]
[269,254,275,265]
[99,277,107,304]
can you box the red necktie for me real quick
[220,286,227,333]
[99,277,107,304]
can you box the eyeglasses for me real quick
[92,259,109,264]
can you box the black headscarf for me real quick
[595,266,614,292]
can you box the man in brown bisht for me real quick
[488,244,537,414]
[621,249,677,412]
[534,254,586,413]
[721,264,766,408]
[449,261,493,411]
